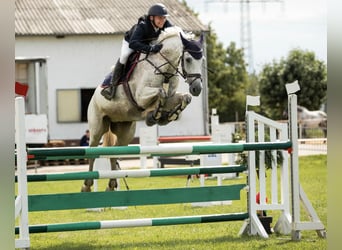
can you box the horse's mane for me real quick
[157,26,192,43]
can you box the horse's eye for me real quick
[185,57,192,63]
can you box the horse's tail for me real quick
[102,128,117,147]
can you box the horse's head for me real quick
[180,33,204,96]
[153,26,204,97]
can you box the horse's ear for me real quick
[180,32,190,47]
[198,32,204,45]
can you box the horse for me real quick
[82,26,204,192]
[297,105,327,138]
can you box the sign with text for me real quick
[25,114,48,144]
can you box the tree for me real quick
[206,26,250,122]
[258,49,327,120]
[180,1,253,123]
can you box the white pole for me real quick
[35,62,40,114]
[289,94,301,240]
[285,81,301,240]
[15,97,30,249]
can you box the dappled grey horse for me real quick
[82,26,204,192]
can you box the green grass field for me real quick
[16,155,327,249]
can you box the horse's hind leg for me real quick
[105,121,136,191]
[81,98,108,192]
[81,158,95,192]
[106,158,118,191]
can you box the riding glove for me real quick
[150,44,163,53]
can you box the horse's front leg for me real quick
[81,158,95,192]
[106,157,118,191]
[138,87,167,126]
[166,93,192,122]
[154,93,192,126]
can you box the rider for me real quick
[101,3,174,100]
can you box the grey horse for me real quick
[82,26,204,192]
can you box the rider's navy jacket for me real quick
[124,15,173,53]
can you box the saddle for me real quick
[101,52,141,87]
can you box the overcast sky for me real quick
[183,0,327,73]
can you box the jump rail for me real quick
[16,213,249,234]
[26,141,292,160]
[16,165,247,182]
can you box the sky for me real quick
[183,0,327,73]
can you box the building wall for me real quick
[15,35,207,141]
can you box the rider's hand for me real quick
[150,44,163,53]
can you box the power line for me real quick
[204,0,283,74]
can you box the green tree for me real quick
[206,26,250,122]
[259,49,327,120]
[180,1,253,123]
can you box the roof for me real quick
[15,0,207,36]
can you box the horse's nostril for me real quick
[189,80,202,96]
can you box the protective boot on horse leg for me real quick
[101,59,125,100]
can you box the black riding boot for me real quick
[101,60,124,100]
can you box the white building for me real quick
[15,0,209,145]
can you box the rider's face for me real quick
[151,16,167,29]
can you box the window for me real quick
[81,89,95,122]
[56,88,95,123]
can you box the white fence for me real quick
[222,121,327,155]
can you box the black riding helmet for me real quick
[148,3,169,16]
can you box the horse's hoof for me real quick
[105,187,115,191]
[146,112,157,126]
[81,185,91,192]
[184,94,192,105]
[157,112,170,125]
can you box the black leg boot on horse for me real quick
[101,59,124,100]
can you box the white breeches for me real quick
[119,39,134,65]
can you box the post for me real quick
[285,81,301,240]
[15,97,30,249]
[288,94,301,240]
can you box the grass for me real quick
[16,155,327,250]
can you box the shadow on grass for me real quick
[31,234,290,250]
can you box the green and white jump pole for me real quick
[16,213,249,234]
[17,165,247,182]
[26,141,292,160]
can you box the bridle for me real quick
[143,48,202,86]
[122,44,203,111]
[180,50,203,85]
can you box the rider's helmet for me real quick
[148,3,169,17]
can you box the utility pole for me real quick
[205,0,283,74]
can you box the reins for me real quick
[143,52,181,84]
